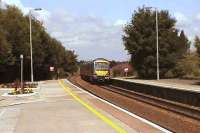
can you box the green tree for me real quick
[178,30,190,56]
[0,31,13,65]
[194,36,200,56]
[0,5,78,82]
[110,60,118,68]
[123,7,190,78]
[175,53,200,78]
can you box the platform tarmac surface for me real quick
[0,80,164,133]
[113,77,200,93]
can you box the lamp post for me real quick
[147,7,160,80]
[20,54,23,90]
[155,8,159,80]
[29,8,42,83]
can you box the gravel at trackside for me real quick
[69,76,200,133]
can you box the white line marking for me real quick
[0,99,43,108]
[0,109,6,118]
[64,79,172,133]
[2,92,38,97]
[0,108,20,133]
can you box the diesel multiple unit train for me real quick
[80,58,110,82]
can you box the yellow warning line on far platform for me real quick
[59,80,127,133]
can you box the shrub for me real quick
[174,53,200,79]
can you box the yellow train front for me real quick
[80,58,110,83]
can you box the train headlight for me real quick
[105,76,110,79]
[93,74,97,79]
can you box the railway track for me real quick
[100,85,200,121]
[69,76,200,133]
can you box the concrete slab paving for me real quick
[0,108,20,133]
[14,100,117,133]
[0,80,131,133]
[0,79,164,133]
[14,81,118,133]
[64,80,164,133]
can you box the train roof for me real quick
[93,58,110,62]
[80,58,110,65]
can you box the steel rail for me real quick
[100,85,200,121]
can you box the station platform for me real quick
[113,77,200,93]
[0,79,168,133]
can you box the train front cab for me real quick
[91,59,110,83]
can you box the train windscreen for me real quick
[95,62,109,70]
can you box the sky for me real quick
[1,0,200,61]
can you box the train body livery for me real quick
[80,58,110,82]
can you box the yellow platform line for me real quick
[59,80,127,133]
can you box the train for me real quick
[80,58,110,83]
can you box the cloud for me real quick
[174,12,187,22]
[2,0,128,61]
[2,0,30,13]
[2,0,50,22]
[114,19,127,26]
[174,12,200,46]
[2,0,22,7]
[34,9,51,22]
[196,13,200,21]
[45,10,128,60]
[174,12,189,27]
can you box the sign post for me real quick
[124,68,129,77]
[20,54,23,90]
[49,66,55,79]
[49,66,54,72]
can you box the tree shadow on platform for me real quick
[192,81,200,86]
